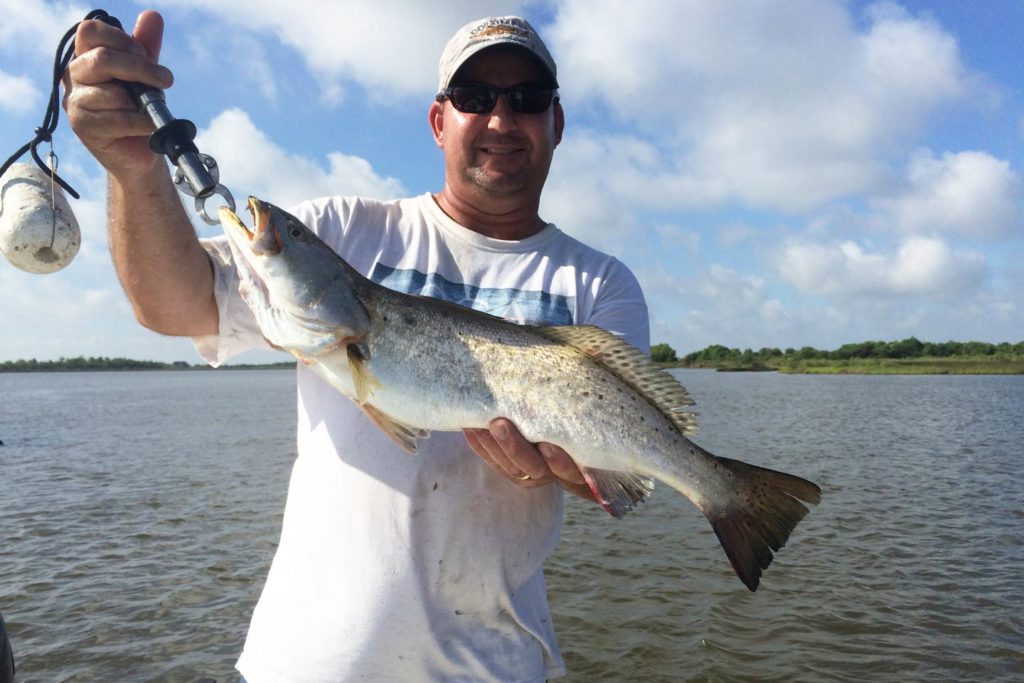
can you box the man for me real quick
[0,612,13,683]
[67,12,649,682]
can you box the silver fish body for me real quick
[220,198,821,591]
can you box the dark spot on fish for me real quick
[582,391,590,397]
[597,394,604,400]
[433,482,438,491]
[403,314,417,325]
[455,610,463,615]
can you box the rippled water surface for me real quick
[1,369,1022,681]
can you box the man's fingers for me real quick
[489,418,551,482]
[463,426,546,488]
[75,17,144,58]
[537,443,586,485]
[463,428,519,478]
[68,44,173,89]
[464,420,592,496]
[67,105,156,142]
[132,10,165,63]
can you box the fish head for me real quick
[218,197,371,358]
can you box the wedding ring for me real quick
[517,473,531,481]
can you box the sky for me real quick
[1,0,1022,364]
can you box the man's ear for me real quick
[553,101,565,147]
[429,100,445,148]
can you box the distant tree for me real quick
[650,343,678,363]
[796,346,820,360]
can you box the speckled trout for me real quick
[219,197,821,591]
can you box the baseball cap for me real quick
[437,16,558,94]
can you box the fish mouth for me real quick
[218,203,253,240]
[218,197,279,254]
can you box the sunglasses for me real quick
[437,83,558,115]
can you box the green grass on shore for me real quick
[671,356,1024,375]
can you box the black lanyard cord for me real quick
[0,9,121,199]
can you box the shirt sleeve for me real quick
[584,258,651,354]
[190,235,273,367]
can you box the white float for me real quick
[0,162,81,274]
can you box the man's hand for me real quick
[463,418,596,501]
[64,10,172,178]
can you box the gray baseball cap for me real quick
[437,16,558,93]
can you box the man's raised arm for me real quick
[65,10,217,337]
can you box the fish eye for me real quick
[288,225,305,240]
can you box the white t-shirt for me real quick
[195,193,649,683]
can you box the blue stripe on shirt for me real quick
[368,263,574,326]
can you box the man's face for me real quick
[430,46,564,203]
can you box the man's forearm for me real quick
[107,162,218,337]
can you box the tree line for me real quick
[0,356,297,372]
[0,356,188,372]
[650,338,1024,364]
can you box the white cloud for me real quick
[186,32,278,104]
[548,0,974,211]
[873,149,1021,239]
[778,235,986,297]
[0,0,89,59]
[0,70,41,114]
[640,262,796,354]
[160,0,535,101]
[195,108,407,212]
[543,129,725,245]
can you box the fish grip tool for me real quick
[95,12,235,224]
[0,9,235,226]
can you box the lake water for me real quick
[1,369,1021,682]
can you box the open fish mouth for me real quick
[218,203,251,239]
[219,197,279,254]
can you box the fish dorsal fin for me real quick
[533,325,699,436]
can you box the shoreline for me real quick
[661,358,1024,375]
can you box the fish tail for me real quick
[702,456,821,591]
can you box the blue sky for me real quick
[1,0,1022,363]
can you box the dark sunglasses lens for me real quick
[448,85,554,114]
[450,86,497,114]
[509,86,554,113]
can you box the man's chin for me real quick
[469,168,529,195]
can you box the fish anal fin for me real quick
[703,456,822,591]
[533,324,699,436]
[580,467,655,519]
[360,403,430,454]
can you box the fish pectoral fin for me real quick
[347,342,380,402]
[580,467,655,519]
[360,403,430,454]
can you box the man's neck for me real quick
[433,188,546,241]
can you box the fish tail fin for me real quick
[702,456,821,591]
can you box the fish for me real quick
[218,197,822,591]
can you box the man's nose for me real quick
[486,93,520,132]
